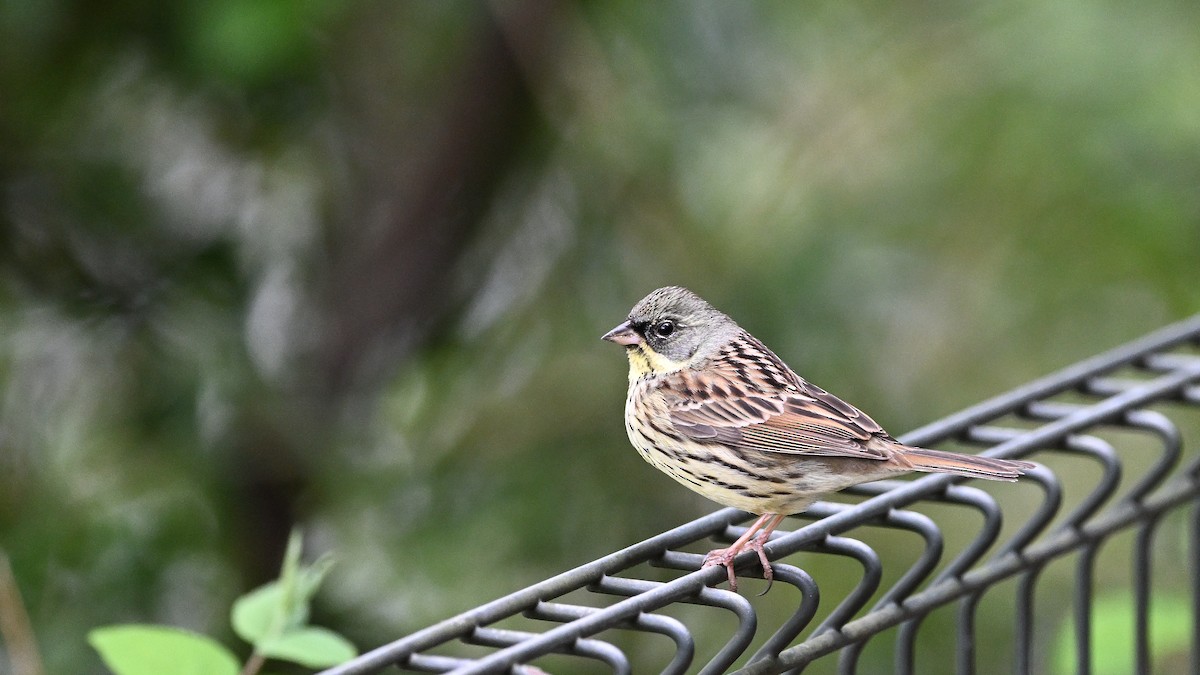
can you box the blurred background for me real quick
[2,1,1199,673]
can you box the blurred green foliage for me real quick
[1,1,1198,672]
[1052,590,1190,674]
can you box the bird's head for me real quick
[602,286,739,377]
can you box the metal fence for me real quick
[324,315,1200,675]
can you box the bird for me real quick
[602,286,1034,591]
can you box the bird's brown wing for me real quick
[661,335,892,461]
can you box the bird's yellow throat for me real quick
[625,344,688,380]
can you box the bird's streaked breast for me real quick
[623,377,835,514]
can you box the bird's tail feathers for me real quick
[899,446,1035,482]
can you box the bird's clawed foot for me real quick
[702,532,774,594]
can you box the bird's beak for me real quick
[602,320,642,346]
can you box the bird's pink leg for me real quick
[703,513,787,592]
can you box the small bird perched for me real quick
[603,286,1034,591]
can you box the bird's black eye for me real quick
[654,320,676,338]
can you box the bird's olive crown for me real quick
[627,286,739,363]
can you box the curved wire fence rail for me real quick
[324,315,1200,675]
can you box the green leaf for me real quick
[296,553,336,602]
[231,580,289,644]
[231,529,337,647]
[88,625,239,675]
[280,530,335,610]
[258,626,357,667]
